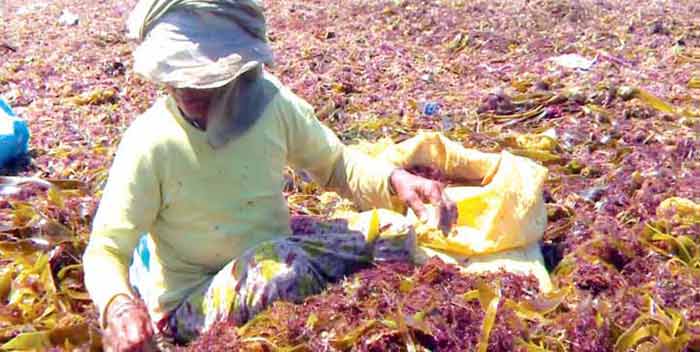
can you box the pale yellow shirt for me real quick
[83,73,396,322]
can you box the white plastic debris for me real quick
[16,3,48,15]
[58,10,79,26]
[550,54,597,70]
[541,127,558,140]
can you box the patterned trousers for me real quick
[128,231,413,344]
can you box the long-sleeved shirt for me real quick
[83,73,397,323]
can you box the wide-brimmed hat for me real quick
[126,0,273,89]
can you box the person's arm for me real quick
[279,93,396,210]
[279,90,457,230]
[82,120,161,326]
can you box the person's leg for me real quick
[160,238,331,343]
[160,230,414,343]
[204,231,377,325]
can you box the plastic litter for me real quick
[422,101,440,116]
[550,53,597,70]
[16,3,48,15]
[0,99,30,169]
[58,10,79,26]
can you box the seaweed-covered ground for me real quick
[1,0,699,351]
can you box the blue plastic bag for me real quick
[0,98,30,168]
[422,101,440,116]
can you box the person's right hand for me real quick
[104,295,155,352]
[390,168,458,234]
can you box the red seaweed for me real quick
[1,0,699,350]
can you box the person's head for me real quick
[165,86,217,120]
[164,62,262,121]
[128,1,274,146]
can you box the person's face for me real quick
[166,86,217,120]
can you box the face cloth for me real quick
[127,0,278,148]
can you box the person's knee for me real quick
[256,255,324,301]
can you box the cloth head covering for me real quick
[127,0,279,148]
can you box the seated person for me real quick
[83,1,456,351]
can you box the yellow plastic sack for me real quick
[346,132,552,292]
[378,132,548,256]
[415,243,552,292]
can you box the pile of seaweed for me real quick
[0,0,698,350]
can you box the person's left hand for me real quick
[390,169,458,234]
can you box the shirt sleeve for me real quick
[278,90,398,211]
[82,118,161,325]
